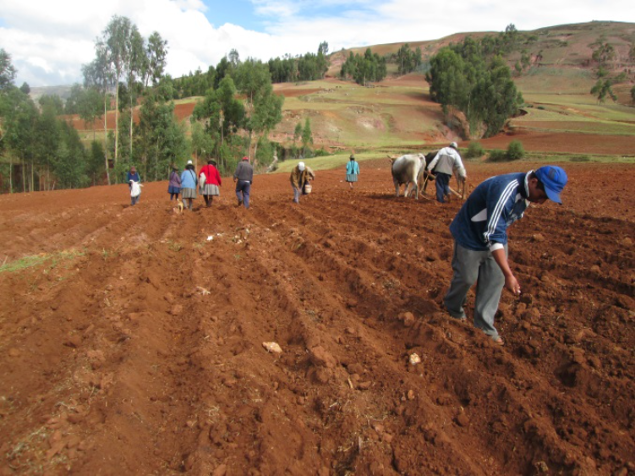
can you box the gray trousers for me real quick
[444,242,507,337]
[292,185,301,203]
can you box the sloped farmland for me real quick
[0,160,633,475]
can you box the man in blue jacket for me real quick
[444,166,568,344]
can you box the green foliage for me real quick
[427,39,523,138]
[0,48,17,91]
[486,141,524,162]
[465,141,485,159]
[267,44,329,83]
[506,140,525,160]
[135,90,189,181]
[301,117,313,155]
[590,79,617,103]
[395,43,422,75]
[255,136,276,166]
[294,123,302,143]
[173,66,216,98]
[340,48,387,85]
[313,148,330,157]
[487,149,507,162]
[591,41,615,65]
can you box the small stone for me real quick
[309,346,337,368]
[590,265,601,273]
[212,464,227,476]
[409,353,421,365]
[170,304,183,316]
[532,234,545,242]
[621,237,632,247]
[262,342,282,354]
[407,390,415,400]
[455,413,469,427]
[403,312,415,327]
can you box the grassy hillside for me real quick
[70,21,635,160]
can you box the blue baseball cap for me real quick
[535,166,567,204]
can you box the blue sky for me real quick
[0,0,633,87]
[202,0,263,30]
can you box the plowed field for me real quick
[1,160,633,475]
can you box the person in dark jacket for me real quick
[233,156,254,209]
[127,166,141,205]
[168,164,181,200]
[444,166,567,345]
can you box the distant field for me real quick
[67,21,635,158]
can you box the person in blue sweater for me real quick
[346,154,360,190]
[444,166,568,345]
[180,160,198,211]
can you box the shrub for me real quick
[570,155,591,162]
[506,140,525,160]
[488,149,507,162]
[313,148,330,157]
[465,141,485,159]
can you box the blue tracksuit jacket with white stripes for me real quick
[449,172,530,252]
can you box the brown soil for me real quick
[1,161,634,475]
[479,130,635,156]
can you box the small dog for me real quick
[173,199,184,215]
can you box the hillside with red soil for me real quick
[1,160,633,475]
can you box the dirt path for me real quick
[0,161,633,475]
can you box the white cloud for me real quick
[0,0,633,87]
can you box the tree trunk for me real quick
[9,157,12,194]
[104,97,111,185]
[114,82,119,177]
[129,95,134,162]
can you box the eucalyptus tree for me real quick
[100,15,134,169]
[191,76,245,172]
[125,26,145,162]
[82,43,113,184]
[144,32,168,87]
[0,48,17,91]
[1,87,38,192]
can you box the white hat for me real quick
[450,142,458,149]
[187,160,193,165]
[298,162,305,171]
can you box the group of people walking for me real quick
[127,145,568,346]
[161,157,253,210]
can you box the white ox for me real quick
[390,154,425,200]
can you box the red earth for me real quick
[0,160,633,475]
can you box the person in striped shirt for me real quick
[444,166,568,345]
